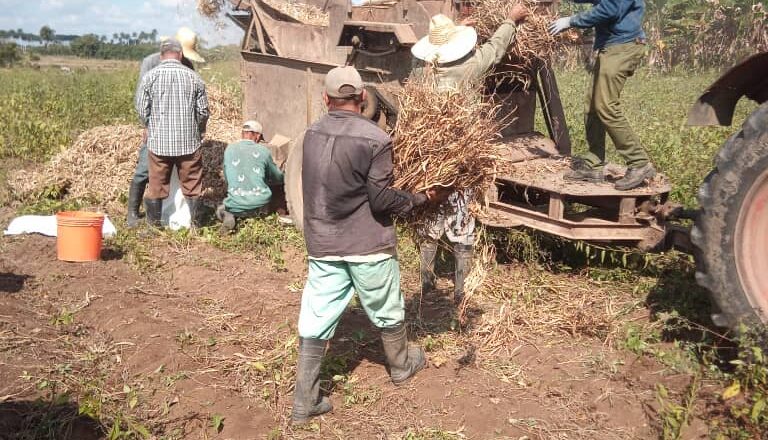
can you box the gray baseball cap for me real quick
[324,66,364,99]
[160,38,183,53]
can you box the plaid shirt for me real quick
[136,59,210,157]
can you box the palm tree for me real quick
[39,25,55,47]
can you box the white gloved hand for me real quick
[548,16,573,36]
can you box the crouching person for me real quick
[292,66,444,424]
[216,120,284,231]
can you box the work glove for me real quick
[548,16,573,36]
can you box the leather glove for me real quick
[548,16,573,36]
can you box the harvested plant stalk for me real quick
[469,0,563,85]
[197,0,227,17]
[262,0,330,26]
[198,0,329,26]
[9,86,241,210]
[393,74,503,200]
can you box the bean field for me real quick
[0,57,766,440]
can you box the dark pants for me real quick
[147,149,203,199]
[133,143,149,184]
[580,41,650,169]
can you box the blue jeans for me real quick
[133,143,149,184]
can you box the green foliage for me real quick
[39,25,55,46]
[559,0,767,70]
[197,216,305,270]
[0,67,135,160]
[711,327,768,438]
[70,34,102,58]
[643,0,767,69]
[0,42,21,67]
[211,414,224,433]
[656,375,700,440]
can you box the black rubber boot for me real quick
[126,180,146,228]
[419,242,438,294]
[453,243,474,304]
[144,198,162,228]
[291,338,332,425]
[614,163,657,190]
[216,205,236,232]
[381,324,426,385]
[186,197,201,228]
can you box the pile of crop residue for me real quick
[9,85,240,211]
[197,0,329,26]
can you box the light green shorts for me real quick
[297,257,404,340]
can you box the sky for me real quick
[0,0,242,46]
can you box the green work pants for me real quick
[580,42,649,169]
[297,257,404,340]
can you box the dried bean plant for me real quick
[198,0,329,26]
[393,73,504,200]
[469,0,565,86]
[9,86,241,210]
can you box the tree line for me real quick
[1,26,160,46]
[0,25,164,64]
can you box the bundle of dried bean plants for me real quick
[9,86,242,211]
[197,0,226,17]
[469,0,564,86]
[393,74,504,202]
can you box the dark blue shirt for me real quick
[570,0,645,49]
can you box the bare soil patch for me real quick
[0,233,702,439]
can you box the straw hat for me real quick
[411,14,477,63]
[175,27,205,63]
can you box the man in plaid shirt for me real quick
[135,38,210,227]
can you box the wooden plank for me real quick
[498,132,559,164]
[537,62,572,155]
[548,193,564,220]
[245,13,257,52]
[486,202,658,242]
[619,197,637,225]
[498,158,672,197]
[250,0,282,57]
[249,0,268,54]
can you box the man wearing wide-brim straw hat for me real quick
[411,7,528,305]
[126,27,206,228]
[411,7,528,90]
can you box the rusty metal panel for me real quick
[240,51,392,141]
[241,53,330,141]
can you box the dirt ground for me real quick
[0,224,713,439]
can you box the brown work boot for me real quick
[564,159,604,183]
[614,163,657,191]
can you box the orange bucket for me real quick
[56,211,105,262]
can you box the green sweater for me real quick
[223,140,284,213]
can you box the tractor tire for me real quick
[691,101,768,327]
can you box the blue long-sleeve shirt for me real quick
[570,0,645,49]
